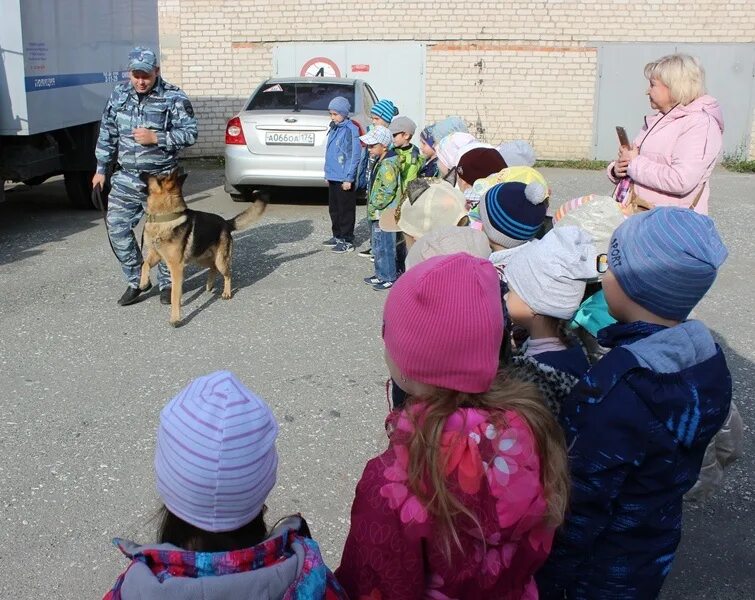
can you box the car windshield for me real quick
[246,82,355,112]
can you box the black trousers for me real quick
[328,181,356,242]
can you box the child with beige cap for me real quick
[378,178,469,249]
[405,225,491,270]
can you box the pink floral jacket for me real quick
[336,407,554,600]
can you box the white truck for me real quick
[0,0,159,207]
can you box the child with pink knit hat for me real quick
[336,254,569,600]
[103,371,346,600]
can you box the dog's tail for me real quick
[227,198,268,232]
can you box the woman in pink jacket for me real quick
[609,54,723,215]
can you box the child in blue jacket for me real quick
[537,207,732,599]
[324,96,361,253]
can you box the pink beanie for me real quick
[383,253,504,394]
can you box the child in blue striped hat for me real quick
[370,98,398,127]
[537,207,732,599]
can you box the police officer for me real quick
[93,47,198,306]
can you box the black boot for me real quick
[118,282,152,306]
[160,287,172,305]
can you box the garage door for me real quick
[593,43,755,160]
[273,42,426,135]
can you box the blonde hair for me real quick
[644,53,706,106]
[402,371,570,560]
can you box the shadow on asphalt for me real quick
[0,179,101,267]
[0,164,334,269]
[660,331,754,599]
[354,217,371,248]
[180,159,226,197]
[177,219,317,323]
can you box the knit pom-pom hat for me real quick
[477,166,550,248]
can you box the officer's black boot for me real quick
[118,282,152,306]
[160,287,172,305]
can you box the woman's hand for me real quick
[614,159,630,178]
[619,144,639,162]
[341,181,352,191]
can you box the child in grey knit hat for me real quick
[503,226,596,413]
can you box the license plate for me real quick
[265,131,315,146]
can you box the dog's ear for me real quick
[139,172,153,186]
[165,167,187,189]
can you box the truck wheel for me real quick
[64,171,96,209]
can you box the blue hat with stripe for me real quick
[480,180,549,248]
[371,99,398,124]
[609,207,727,321]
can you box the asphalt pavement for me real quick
[0,162,752,599]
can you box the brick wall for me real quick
[157,0,182,87]
[157,0,755,159]
[426,43,598,160]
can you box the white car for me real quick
[224,77,378,200]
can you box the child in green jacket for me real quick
[360,126,401,290]
[389,116,423,192]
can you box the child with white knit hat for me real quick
[103,371,346,599]
[503,227,596,412]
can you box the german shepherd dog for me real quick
[138,170,267,326]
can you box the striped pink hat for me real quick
[154,371,278,532]
[383,253,504,394]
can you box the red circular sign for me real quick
[300,57,341,78]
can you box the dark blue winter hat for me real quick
[479,166,549,248]
[609,207,727,321]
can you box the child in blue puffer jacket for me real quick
[537,207,732,599]
[324,96,361,254]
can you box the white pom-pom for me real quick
[524,181,547,205]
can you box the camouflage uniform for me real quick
[95,50,198,290]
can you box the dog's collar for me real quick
[145,211,185,223]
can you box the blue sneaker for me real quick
[322,237,339,247]
[332,240,354,253]
[372,280,394,291]
[363,275,381,285]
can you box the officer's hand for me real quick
[92,173,106,189]
[133,128,158,145]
